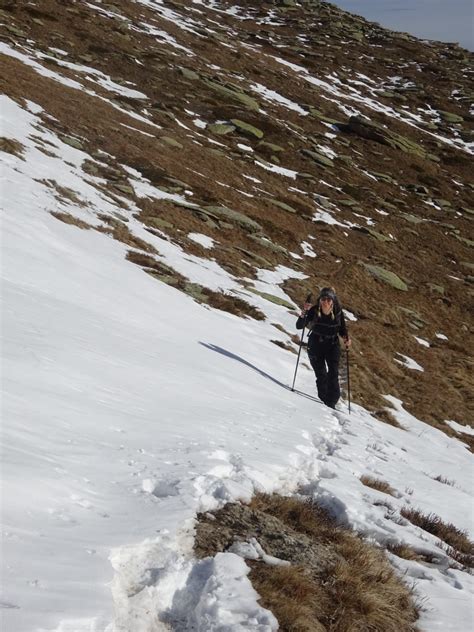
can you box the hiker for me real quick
[296,287,351,409]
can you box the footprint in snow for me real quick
[142,478,180,498]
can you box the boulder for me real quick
[203,205,262,233]
[230,119,264,139]
[346,116,427,158]
[207,123,236,135]
[300,148,334,168]
[362,263,409,291]
[248,288,295,309]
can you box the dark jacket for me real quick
[296,300,348,348]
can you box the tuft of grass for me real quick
[200,288,266,320]
[97,220,157,253]
[360,475,397,496]
[270,339,297,353]
[50,211,92,229]
[433,475,455,486]
[386,542,422,561]
[249,564,328,632]
[196,494,420,631]
[385,543,437,564]
[0,136,25,158]
[401,507,474,568]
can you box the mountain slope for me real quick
[2,0,473,427]
[1,2,473,631]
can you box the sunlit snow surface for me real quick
[1,94,473,632]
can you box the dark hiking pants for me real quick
[308,339,341,408]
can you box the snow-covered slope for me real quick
[2,89,473,632]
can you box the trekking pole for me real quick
[291,293,312,392]
[346,348,351,414]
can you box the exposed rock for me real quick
[300,148,334,168]
[427,283,445,295]
[61,135,84,150]
[247,288,295,309]
[195,502,339,573]
[362,263,409,291]
[203,79,260,111]
[345,116,427,158]
[439,110,464,123]
[160,136,183,149]
[179,67,200,81]
[207,123,236,135]
[353,227,392,242]
[203,205,262,233]
[230,119,264,139]
[265,198,298,214]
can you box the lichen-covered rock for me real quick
[207,123,236,135]
[354,226,392,242]
[346,116,427,158]
[249,235,288,254]
[203,79,260,110]
[161,136,183,149]
[258,141,285,153]
[427,283,445,295]
[439,110,464,123]
[203,205,262,233]
[230,119,264,139]
[248,288,295,309]
[300,148,334,168]
[265,198,298,214]
[179,67,200,81]
[61,136,84,150]
[363,263,409,291]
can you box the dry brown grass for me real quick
[249,564,328,632]
[386,542,423,561]
[433,475,455,486]
[385,542,437,564]
[50,211,93,230]
[197,494,419,631]
[1,136,25,157]
[360,475,397,496]
[98,221,157,253]
[201,288,266,320]
[401,507,474,568]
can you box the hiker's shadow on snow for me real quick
[199,342,320,403]
[199,342,289,390]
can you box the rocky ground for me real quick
[1,0,473,432]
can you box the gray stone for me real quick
[207,123,236,135]
[230,119,264,139]
[363,263,409,291]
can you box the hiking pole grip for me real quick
[291,293,312,392]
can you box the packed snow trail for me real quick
[1,96,473,632]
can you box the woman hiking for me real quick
[296,287,351,409]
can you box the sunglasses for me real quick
[320,296,333,302]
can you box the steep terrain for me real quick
[2,0,473,429]
[2,2,474,631]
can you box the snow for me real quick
[395,353,424,371]
[414,336,431,347]
[445,420,474,437]
[301,241,317,258]
[2,74,474,632]
[250,82,308,115]
[188,233,215,249]
[254,159,299,179]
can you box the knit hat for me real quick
[319,287,336,301]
